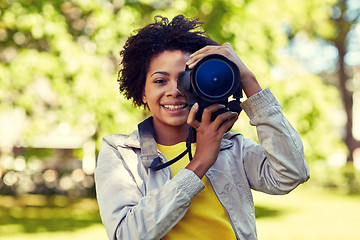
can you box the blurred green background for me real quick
[0,0,360,239]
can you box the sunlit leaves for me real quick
[0,0,346,161]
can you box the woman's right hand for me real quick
[185,103,238,179]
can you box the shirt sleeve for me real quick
[240,88,310,194]
[95,136,205,240]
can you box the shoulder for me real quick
[222,131,260,151]
[101,130,140,149]
[96,131,140,173]
[223,131,243,140]
[219,132,244,150]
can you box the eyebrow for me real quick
[150,71,170,77]
[150,71,186,78]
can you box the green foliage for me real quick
[0,194,101,236]
[0,0,345,162]
[0,0,145,150]
[310,161,360,194]
[268,59,346,162]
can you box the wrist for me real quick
[241,73,262,98]
[185,157,210,179]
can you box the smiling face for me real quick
[143,50,191,132]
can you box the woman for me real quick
[95,15,310,240]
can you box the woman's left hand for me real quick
[186,43,262,98]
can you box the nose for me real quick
[167,79,184,97]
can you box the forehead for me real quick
[147,50,191,72]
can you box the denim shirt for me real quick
[94,88,310,240]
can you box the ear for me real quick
[142,89,147,104]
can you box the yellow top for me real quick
[158,142,236,240]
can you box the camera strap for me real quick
[149,147,190,171]
[149,126,195,171]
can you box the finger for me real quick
[213,110,237,125]
[188,51,214,67]
[189,45,217,58]
[187,46,219,68]
[218,112,239,132]
[187,103,201,129]
[201,104,226,123]
[187,43,235,69]
[187,59,199,69]
[191,43,231,59]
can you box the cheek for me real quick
[143,88,156,106]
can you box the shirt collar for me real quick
[132,116,236,168]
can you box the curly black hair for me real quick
[118,14,219,108]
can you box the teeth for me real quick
[163,105,186,110]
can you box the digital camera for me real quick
[178,54,243,122]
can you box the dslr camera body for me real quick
[178,54,243,122]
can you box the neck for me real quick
[153,122,190,146]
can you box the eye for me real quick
[153,78,167,84]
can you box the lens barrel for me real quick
[193,56,237,102]
[178,54,241,104]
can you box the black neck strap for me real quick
[149,126,195,171]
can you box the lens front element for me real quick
[193,57,236,102]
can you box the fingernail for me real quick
[188,63,195,69]
[193,103,199,109]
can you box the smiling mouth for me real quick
[162,104,187,110]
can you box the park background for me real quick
[0,0,360,239]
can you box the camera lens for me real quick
[194,58,235,102]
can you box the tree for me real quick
[329,0,360,162]
[0,0,146,153]
[0,0,346,166]
[285,0,360,163]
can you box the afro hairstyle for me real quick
[117,14,219,108]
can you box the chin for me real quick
[165,117,188,128]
